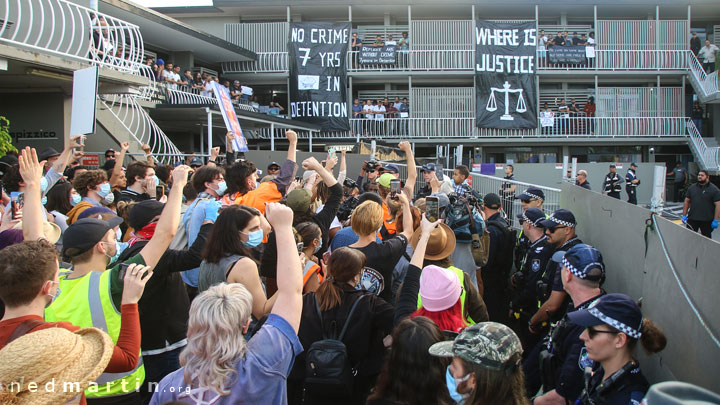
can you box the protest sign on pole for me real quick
[210,81,248,152]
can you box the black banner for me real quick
[475,20,537,129]
[359,45,397,64]
[288,22,351,132]
[547,46,587,64]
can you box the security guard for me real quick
[602,165,623,199]
[508,208,553,351]
[523,244,606,404]
[514,187,546,273]
[625,163,640,205]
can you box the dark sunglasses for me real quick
[546,226,567,233]
[587,326,619,339]
[520,199,531,204]
[268,167,280,171]
[519,219,525,225]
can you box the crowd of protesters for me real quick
[8,130,719,405]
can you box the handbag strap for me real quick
[314,293,365,341]
[464,201,478,235]
[6,319,45,345]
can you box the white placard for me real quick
[297,75,320,90]
[70,66,99,135]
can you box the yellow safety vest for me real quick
[45,269,144,398]
[416,266,475,325]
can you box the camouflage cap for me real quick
[428,322,522,370]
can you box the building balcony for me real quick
[0,0,145,74]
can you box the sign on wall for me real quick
[359,45,397,64]
[475,20,537,129]
[548,46,587,64]
[288,22,351,132]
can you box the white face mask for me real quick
[103,191,115,205]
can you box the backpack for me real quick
[304,294,365,397]
[486,218,517,276]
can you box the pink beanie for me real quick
[419,265,462,312]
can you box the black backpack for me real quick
[304,294,365,397]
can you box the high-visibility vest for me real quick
[45,270,144,398]
[303,261,324,287]
[416,266,475,325]
[222,182,283,214]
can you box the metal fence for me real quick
[0,0,144,73]
[411,87,474,118]
[225,22,288,52]
[596,87,683,117]
[596,20,689,50]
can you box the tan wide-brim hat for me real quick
[0,327,114,404]
[12,221,62,244]
[409,222,456,261]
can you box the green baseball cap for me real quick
[286,189,312,213]
[377,173,395,188]
[428,322,522,370]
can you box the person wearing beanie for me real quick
[570,293,667,404]
[429,322,528,404]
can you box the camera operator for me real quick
[356,160,381,193]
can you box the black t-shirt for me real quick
[687,182,720,221]
[516,236,554,310]
[352,234,408,302]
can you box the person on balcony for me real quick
[691,32,702,56]
[553,31,565,47]
[692,101,704,135]
[557,98,570,134]
[541,103,555,135]
[569,98,580,134]
[583,97,596,135]
[230,81,243,102]
[398,31,410,67]
[586,32,596,67]
[155,59,165,81]
[351,32,362,68]
[374,34,385,48]
[698,39,719,73]
[571,32,582,46]
[182,69,194,91]
[164,63,179,90]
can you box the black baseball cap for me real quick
[630,162,638,168]
[568,293,642,339]
[63,217,123,257]
[420,163,436,173]
[517,187,545,201]
[38,148,61,162]
[381,163,400,174]
[129,200,165,230]
[483,193,501,210]
[189,158,203,168]
[104,149,116,157]
[267,162,280,170]
[539,209,577,228]
[609,164,616,168]
[517,208,545,226]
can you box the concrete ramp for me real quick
[561,183,720,393]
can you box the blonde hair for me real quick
[351,200,384,236]
[180,283,254,396]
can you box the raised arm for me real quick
[397,193,414,240]
[398,141,416,198]
[286,130,297,163]
[141,144,155,167]
[18,147,44,241]
[207,147,220,167]
[337,150,347,184]
[53,135,83,174]
[266,203,303,332]
[411,214,439,268]
[302,157,337,188]
[140,165,190,268]
[109,142,129,187]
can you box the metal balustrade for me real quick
[221,52,288,73]
[99,94,182,164]
[686,118,720,172]
[0,0,144,73]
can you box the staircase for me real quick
[686,52,720,104]
[96,94,181,164]
[686,119,720,174]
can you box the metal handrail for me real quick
[0,0,144,73]
[686,118,720,171]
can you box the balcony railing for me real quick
[537,49,692,71]
[222,52,288,73]
[0,0,144,73]
[686,119,720,171]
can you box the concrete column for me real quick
[560,13,567,26]
[170,51,194,70]
[63,95,72,146]
[713,105,720,142]
[348,5,352,22]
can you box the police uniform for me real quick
[579,362,648,405]
[513,188,547,272]
[625,165,639,205]
[523,244,606,402]
[603,169,623,199]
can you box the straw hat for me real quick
[12,221,62,244]
[0,327,114,404]
[409,223,456,260]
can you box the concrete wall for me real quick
[176,17,240,41]
[561,183,720,393]
[0,93,66,152]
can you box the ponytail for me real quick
[639,318,667,354]
[315,278,342,311]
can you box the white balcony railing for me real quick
[686,118,720,171]
[0,0,144,73]
[221,52,288,73]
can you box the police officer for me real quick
[570,293,667,405]
[602,165,623,199]
[523,244,606,405]
[509,208,553,351]
[625,163,640,205]
[528,209,583,335]
[514,187,546,272]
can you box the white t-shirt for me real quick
[385,40,397,46]
[374,105,386,121]
[202,81,213,97]
[363,105,374,118]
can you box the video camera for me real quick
[337,195,359,222]
[343,177,357,190]
[364,160,379,172]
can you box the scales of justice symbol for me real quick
[486,81,527,121]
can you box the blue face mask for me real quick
[41,196,47,205]
[108,241,128,264]
[71,193,82,206]
[215,181,227,196]
[313,239,322,254]
[97,183,111,198]
[40,177,49,193]
[153,175,160,187]
[243,229,263,248]
[446,366,470,404]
